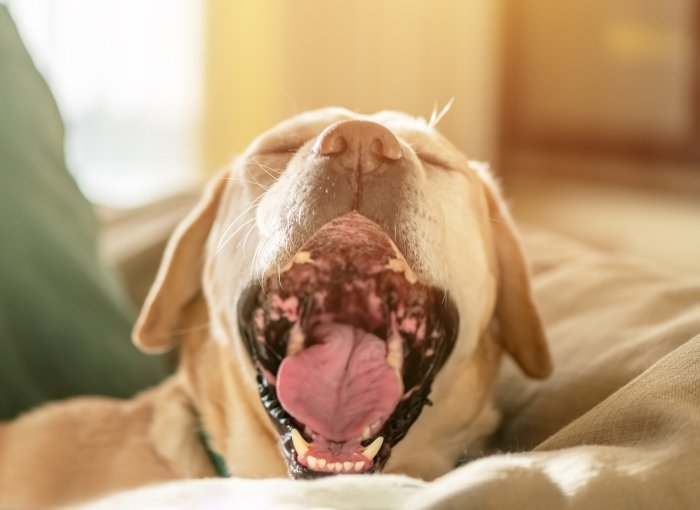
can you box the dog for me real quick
[0,108,551,508]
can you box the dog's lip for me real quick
[237,213,459,477]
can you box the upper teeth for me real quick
[286,321,305,357]
[291,428,310,456]
[282,251,313,272]
[386,314,404,378]
[361,436,383,461]
[385,252,417,284]
[386,332,403,375]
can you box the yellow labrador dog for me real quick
[0,108,551,508]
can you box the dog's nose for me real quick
[313,120,403,173]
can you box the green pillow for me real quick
[0,7,167,419]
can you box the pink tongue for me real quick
[276,323,402,442]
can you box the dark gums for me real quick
[235,213,459,476]
[237,281,459,472]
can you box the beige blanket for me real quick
[79,229,700,510]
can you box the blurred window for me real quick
[502,0,699,170]
[7,0,202,207]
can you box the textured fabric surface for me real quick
[0,7,167,419]
[493,230,700,452]
[78,229,700,509]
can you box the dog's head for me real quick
[132,108,551,480]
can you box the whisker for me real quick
[244,162,267,191]
[251,241,264,288]
[428,101,438,127]
[428,98,455,129]
[217,217,257,254]
[216,196,264,251]
[251,156,284,178]
[238,222,258,253]
[223,176,270,190]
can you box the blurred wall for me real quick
[202,0,500,173]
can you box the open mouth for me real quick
[238,212,458,478]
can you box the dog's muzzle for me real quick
[238,212,458,478]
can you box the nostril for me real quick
[313,120,403,166]
[370,137,402,161]
[314,129,347,156]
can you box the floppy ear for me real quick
[133,172,229,353]
[482,177,553,379]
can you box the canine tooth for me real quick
[387,345,402,371]
[361,436,384,461]
[386,334,403,375]
[334,462,342,472]
[385,257,417,284]
[362,426,371,440]
[291,428,309,456]
[307,456,318,469]
[294,251,312,263]
[343,461,353,472]
[318,458,327,469]
[286,321,305,357]
[354,461,365,472]
[283,251,313,271]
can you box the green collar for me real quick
[198,430,230,478]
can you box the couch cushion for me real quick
[0,7,166,419]
[78,227,700,509]
[491,228,700,451]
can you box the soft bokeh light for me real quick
[5,0,699,272]
[9,0,202,207]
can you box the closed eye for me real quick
[256,135,310,156]
[415,152,455,171]
[258,144,305,155]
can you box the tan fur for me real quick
[0,108,551,508]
